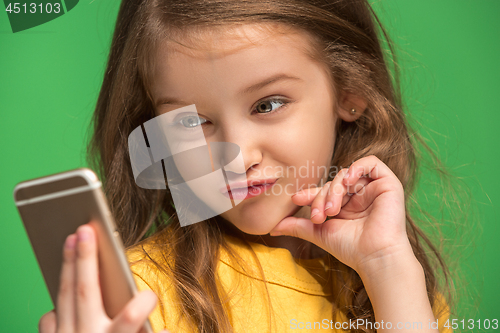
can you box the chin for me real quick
[219,190,300,234]
[237,222,275,236]
[225,212,276,235]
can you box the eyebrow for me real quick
[155,73,302,108]
[240,73,302,95]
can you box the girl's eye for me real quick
[254,98,287,114]
[178,115,207,128]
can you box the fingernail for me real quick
[344,171,350,179]
[324,202,333,211]
[65,234,76,249]
[77,227,91,242]
[311,208,319,219]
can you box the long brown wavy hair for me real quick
[87,0,471,332]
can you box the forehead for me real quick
[150,23,324,90]
[159,22,318,60]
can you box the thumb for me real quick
[109,290,158,332]
[270,216,322,245]
[38,309,56,333]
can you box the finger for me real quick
[331,176,372,215]
[56,234,77,331]
[309,182,332,224]
[292,169,350,223]
[39,309,57,333]
[291,186,323,206]
[339,156,404,217]
[75,224,105,330]
[345,176,372,197]
[109,290,158,333]
[323,168,350,219]
[291,168,350,208]
[334,184,372,220]
[343,155,401,188]
[269,215,349,249]
[337,175,402,221]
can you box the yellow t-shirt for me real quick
[126,233,451,333]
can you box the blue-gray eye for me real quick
[179,115,207,128]
[255,99,285,114]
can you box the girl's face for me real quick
[152,23,337,235]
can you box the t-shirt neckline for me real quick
[220,234,332,296]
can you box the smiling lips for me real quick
[220,179,278,201]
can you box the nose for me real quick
[211,122,262,176]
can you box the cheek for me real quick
[272,110,335,181]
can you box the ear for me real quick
[337,91,368,122]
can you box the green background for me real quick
[1,1,498,331]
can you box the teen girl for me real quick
[39,0,453,332]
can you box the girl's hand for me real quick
[38,223,170,333]
[270,155,416,275]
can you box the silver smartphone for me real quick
[13,168,153,333]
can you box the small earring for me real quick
[350,108,356,115]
